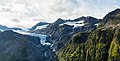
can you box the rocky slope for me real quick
[0,8,119,61]
[56,9,120,61]
[33,16,100,51]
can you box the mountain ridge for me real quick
[32,16,100,51]
[0,8,120,61]
[56,9,120,61]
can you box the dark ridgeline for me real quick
[0,9,120,61]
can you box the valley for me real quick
[0,9,120,61]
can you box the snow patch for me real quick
[59,20,85,28]
[95,23,99,26]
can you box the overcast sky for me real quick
[0,0,119,29]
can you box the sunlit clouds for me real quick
[0,0,119,29]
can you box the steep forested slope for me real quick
[57,9,120,61]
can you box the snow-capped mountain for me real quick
[32,16,100,51]
[59,16,99,28]
[32,16,99,31]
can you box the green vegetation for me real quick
[56,9,120,61]
[57,26,120,61]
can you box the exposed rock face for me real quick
[0,30,45,61]
[0,8,120,61]
[33,16,100,50]
[57,9,120,61]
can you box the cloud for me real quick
[0,0,119,29]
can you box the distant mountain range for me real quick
[0,9,120,61]
[31,16,100,31]
[32,16,100,51]
[0,25,22,31]
[30,9,120,61]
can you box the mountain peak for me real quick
[57,18,63,20]
[112,8,120,13]
[54,18,65,25]
[100,9,120,25]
